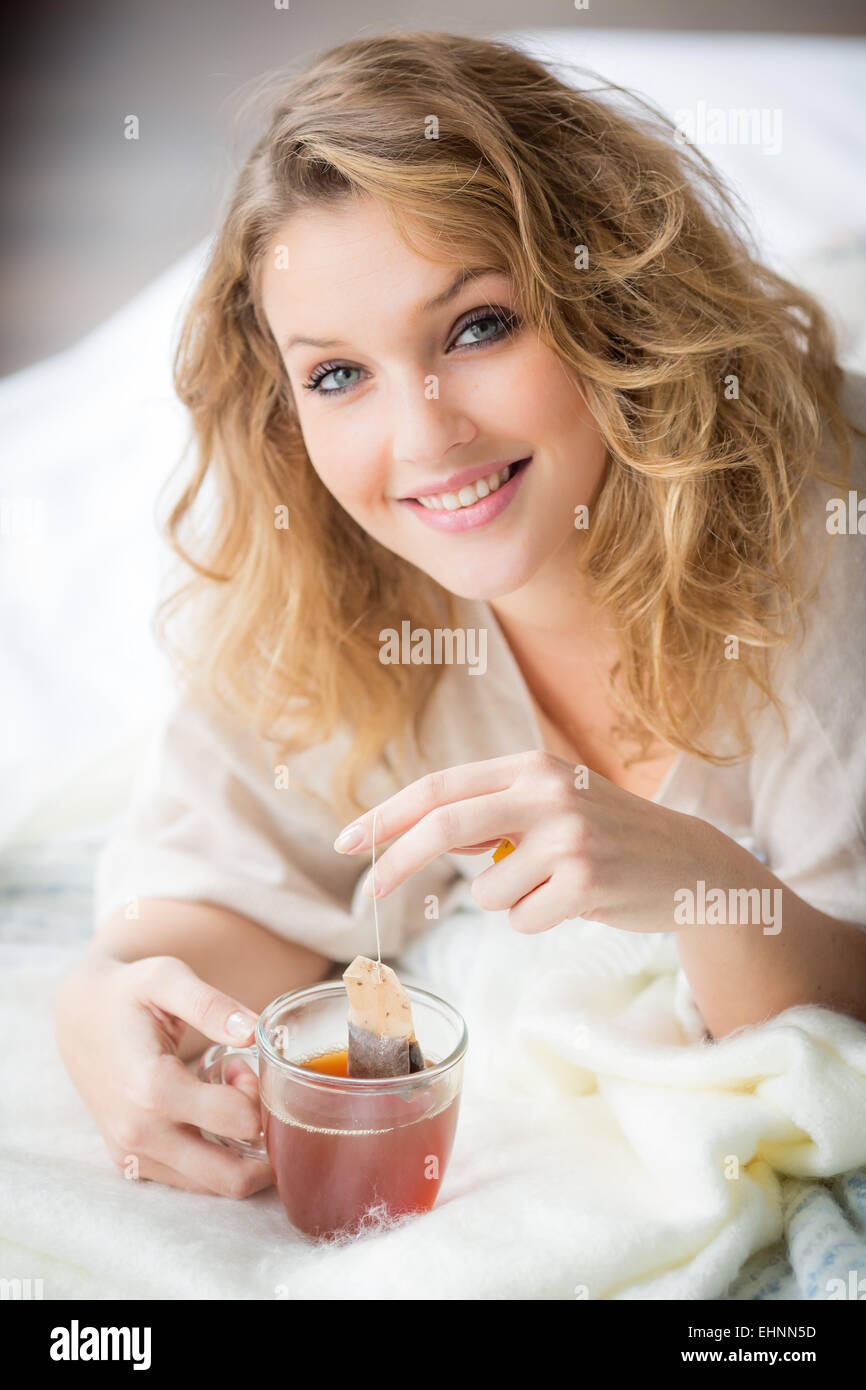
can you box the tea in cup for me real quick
[198,980,467,1241]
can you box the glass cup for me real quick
[197,980,468,1241]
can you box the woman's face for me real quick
[261,195,608,601]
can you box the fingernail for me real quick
[334,822,365,853]
[226,1011,257,1040]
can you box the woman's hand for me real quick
[54,950,274,1196]
[334,750,723,935]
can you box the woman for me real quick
[55,32,866,1199]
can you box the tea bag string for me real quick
[371,806,382,982]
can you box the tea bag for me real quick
[343,955,426,1078]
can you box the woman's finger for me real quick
[335,756,522,852]
[129,955,260,1047]
[130,1156,215,1194]
[222,1057,260,1094]
[152,1126,273,1198]
[133,1051,264,1141]
[507,877,580,935]
[470,838,551,913]
[363,789,520,898]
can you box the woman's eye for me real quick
[300,307,519,399]
[302,364,363,396]
[450,309,518,350]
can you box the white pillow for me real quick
[0,241,212,844]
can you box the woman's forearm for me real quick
[89,898,333,1060]
[674,828,866,1039]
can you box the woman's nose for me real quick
[389,378,476,470]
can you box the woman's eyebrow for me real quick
[281,265,504,353]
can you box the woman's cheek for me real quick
[299,412,376,509]
[315,450,391,528]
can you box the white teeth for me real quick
[416,462,518,511]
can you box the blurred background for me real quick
[1,0,865,858]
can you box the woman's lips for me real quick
[397,457,532,532]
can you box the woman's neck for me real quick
[484,536,681,794]
[486,534,615,665]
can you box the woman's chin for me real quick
[430,563,535,604]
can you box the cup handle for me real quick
[196,1042,269,1161]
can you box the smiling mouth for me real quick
[408,458,531,511]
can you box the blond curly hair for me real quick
[157,30,861,823]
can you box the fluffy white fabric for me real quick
[2,865,864,1300]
